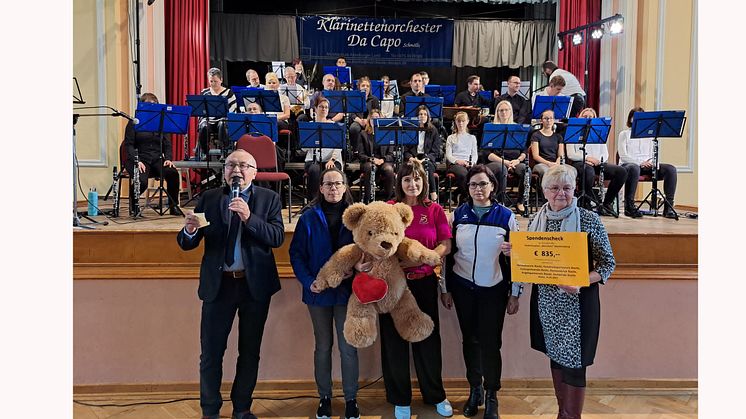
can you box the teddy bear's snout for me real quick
[380,241,393,250]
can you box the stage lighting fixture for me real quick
[572,32,583,46]
[557,38,564,50]
[609,18,624,35]
[591,28,604,39]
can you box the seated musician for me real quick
[348,77,380,159]
[566,108,627,217]
[245,68,264,89]
[497,75,531,124]
[356,108,395,203]
[401,71,445,136]
[379,75,398,117]
[445,111,479,204]
[403,105,442,202]
[454,75,491,133]
[292,58,307,87]
[304,96,343,202]
[480,100,529,213]
[123,92,181,215]
[302,74,344,124]
[198,67,237,159]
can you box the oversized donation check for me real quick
[510,232,589,286]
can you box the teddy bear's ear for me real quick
[343,203,367,230]
[393,202,414,226]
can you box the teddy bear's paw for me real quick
[344,316,378,348]
[311,278,329,292]
[422,250,442,267]
[396,312,434,343]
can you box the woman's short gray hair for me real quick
[207,67,223,79]
[541,164,576,189]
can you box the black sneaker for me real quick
[316,396,332,419]
[344,399,360,419]
[597,204,616,217]
[624,206,643,218]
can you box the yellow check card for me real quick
[510,232,589,286]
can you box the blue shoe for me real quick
[435,398,453,417]
[394,405,411,419]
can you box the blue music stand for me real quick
[298,122,347,164]
[482,123,531,206]
[564,117,614,215]
[226,112,279,143]
[425,85,457,106]
[186,94,228,120]
[134,102,191,215]
[236,89,283,113]
[532,95,573,120]
[325,91,366,115]
[230,86,255,110]
[630,110,687,219]
[479,90,492,104]
[323,66,352,86]
[403,96,443,118]
[374,118,422,167]
[370,80,385,101]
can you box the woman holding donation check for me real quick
[501,164,615,419]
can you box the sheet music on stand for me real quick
[500,81,532,100]
[374,117,422,165]
[226,112,279,143]
[298,122,347,163]
[403,96,443,118]
[235,89,283,113]
[564,117,613,146]
[425,85,456,106]
[271,61,287,82]
[631,111,686,139]
[135,102,192,135]
[532,95,573,120]
[481,123,531,150]
[185,95,229,121]
[280,84,305,106]
[323,66,352,86]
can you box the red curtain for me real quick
[557,0,601,111]
[165,0,210,161]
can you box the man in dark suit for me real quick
[177,149,285,419]
[123,92,181,215]
[497,76,532,124]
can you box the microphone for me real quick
[115,110,139,124]
[231,176,241,199]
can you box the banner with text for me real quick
[299,16,453,67]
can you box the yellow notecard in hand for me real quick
[510,232,589,286]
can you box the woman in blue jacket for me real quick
[289,168,360,419]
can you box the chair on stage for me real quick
[236,134,293,222]
[616,152,652,210]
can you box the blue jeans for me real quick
[307,304,359,400]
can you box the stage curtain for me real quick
[210,14,299,62]
[557,0,600,111]
[165,0,210,162]
[452,20,556,68]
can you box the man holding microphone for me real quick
[178,149,285,419]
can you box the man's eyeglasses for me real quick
[468,181,491,190]
[322,181,345,189]
[225,162,256,171]
[544,185,574,194]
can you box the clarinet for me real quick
[598,157,606,204]
[131,152,141,216]
[523,163,531,217]
[112,166,120,218]
[183,134,190,160]
[369,158,377,203]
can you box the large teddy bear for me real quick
[312,201,442,348]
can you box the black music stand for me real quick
[226,113,279,143]
[564,117,615,216]
[324,65,352,87]
[186,94,229,160]
[374,118,422,170]
[403,96,443,119]
[631,110,687,220]
[482,123,530,211]
[134,102,191,216]
[532,95,573,120]
[271,61,288,83]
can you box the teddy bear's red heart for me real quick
[352,272,388,304]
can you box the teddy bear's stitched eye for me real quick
[394,232,399,236]
[368,231,373,236]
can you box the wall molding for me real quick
[79,0,108,167]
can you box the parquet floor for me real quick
[73,390,697,418]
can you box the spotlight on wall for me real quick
[591,28,604,40]
[572,32,583,46]
[557,38,564,50]
[609,18,624,35]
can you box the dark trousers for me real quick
[360,161,396,202]
[571,161,627,206]
[450,277,510,391]
[380,275,447,406]
[198,121,228,159]
[622,162,677,206]
[305,160,343,202]
[421,159,438,198]
[126,158,180,209]
[447,163,469,202]
[199,276,271,416]
[485,162,528,204]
